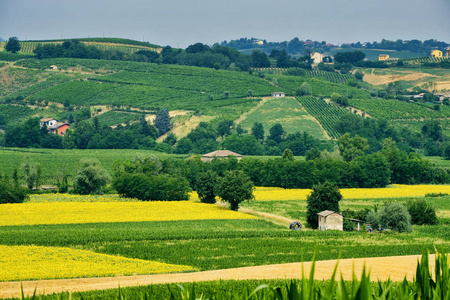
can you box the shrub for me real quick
[407,199,438,225]
[0,178,28,204]
[195,170,218,204]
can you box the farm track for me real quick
[0,254,433,298]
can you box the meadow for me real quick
[237,97,328,139]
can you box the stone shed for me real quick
[317,210,343,231]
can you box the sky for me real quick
[1,0,449,48]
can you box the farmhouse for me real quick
[310,52,323,64]
[49,65,58,70]
[446,47,450,57]
[431,50,442,58]
[201,150,243,162]
[40,118,69,135]
[272,92,285,97]
[379,54,389,61]
[317,210,343,231]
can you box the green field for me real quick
[0,148,186,184]
[325,49,427,61]
[237,97,328,139]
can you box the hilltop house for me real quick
[40,118,70,135]
[317,210,343,231]
[272,92,285,97]
[379,54,398,62]
[431,50,443,58]
[201,150,243,162]
[446,47,450,57]
[311,52,323,64]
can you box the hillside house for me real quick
[40,118,58,128]
[40,118,69,135]
[201,150,243,162]
[431,50,443,58]
[272,92,285,97]
[49,122,70,135]
[378,54,398,61]
[49,65,58,70]
[446,47,450,57]
[317,210,343,231]
[311,52,323,64]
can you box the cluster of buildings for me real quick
[379,48,450,61]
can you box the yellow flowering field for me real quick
[0,245,196,281]
[236,185,450,201]
[27,193,139,203]
[0,201,256,226]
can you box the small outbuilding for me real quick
[317,210,343,231]
[272,92,285,98]
[201,150,243,162]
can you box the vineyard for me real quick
[348,98,449,120]
[297,96,350,139]
[305,70,354,84]
[0,105,35,126]
[17,40,160,55]
[96,110,141,126]
[401,56,450,65]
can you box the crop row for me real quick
[402,56,450,64]
[297,96,349,139]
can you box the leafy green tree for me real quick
[155,108,170,137]
[354,70,364,81]
[217,120,233,139]
[22,155,40,190]
[74,119,95,149]
[251,122,265,140]
[5,37,21,53]
[195,170,218,204]
[222,134,264,155]
[0,176,28,204]
[297,82,312,96]
[378,203,412,233]
[282,148,294,161]
[444,143,450,160]
[216,170,254,211]
[407,199,438,225]
[306,181,342,229]
[268,123,285,144]
[74,158,111,195]
[163,132,177,146]
[337,133,369,162]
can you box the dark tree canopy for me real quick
[5,37,21,53]
[155,109,171,137]
[306,181,342,229]
[333,50,366,64]
[251,122,265,140]
[216,170,254,211]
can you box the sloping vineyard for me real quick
[305,70,354,84]
[402,56,450,65]
[297,96,349,139]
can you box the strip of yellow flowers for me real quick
[0,245,196,281]
[0,200,256,226]
[249,185,450,201]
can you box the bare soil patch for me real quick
[364,69,438,86]
[0,254,433,299]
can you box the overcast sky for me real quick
[1,0,449,48]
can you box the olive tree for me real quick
[74,158,111,194]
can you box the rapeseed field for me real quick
[0,245,196,281]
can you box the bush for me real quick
[407,199,438,225]
[0,179,28,204]
[195,170,218,204]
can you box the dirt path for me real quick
[0,254,433,298]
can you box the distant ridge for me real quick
[0,37,5,42]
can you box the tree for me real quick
[5,37,21,53]
[195,170,218,204]
[306,181,342,229]
[297,82,312,96]
[251,122,265,140]
[407,199,438,225]
[22,155,40,190]
[155,109,170,137]
[74,158,111,195]
[216,170,254,211]
[217,120,233,139]
[268,123,285,144]
[282,148,294,161]
[0,176,28,204]
[378,203,412,233]
[337,133,369,162]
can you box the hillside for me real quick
[1,43,450,147]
